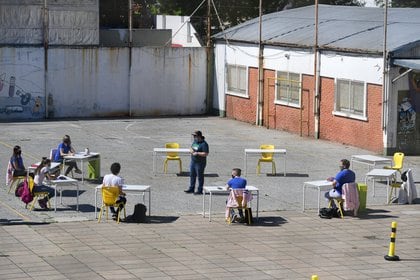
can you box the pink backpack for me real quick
[20,178,34,205]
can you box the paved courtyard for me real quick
[1,117,420,279]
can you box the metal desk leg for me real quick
[94,188,98,219]
[208,192,212,222]
[256,190,259,220]
[152,151,156,176]
[148,189,151,216]
[202,191,206,218]
[302,185,306,212]
[54,185,57,212]
[317,187,321,214]
[386,177,390,204]
[76,182,79,211]
[284,153,286,176]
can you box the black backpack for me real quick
[319,207,340,219]
[123,203,147,223]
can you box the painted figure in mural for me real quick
[8,76,15,97]
[398,97,416,133]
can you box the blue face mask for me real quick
[194,137,198,142]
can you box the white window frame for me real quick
[226,64,248,98]
[333,78,367,121]
[274,71,301,108]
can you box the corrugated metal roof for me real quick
[213,5,420,54]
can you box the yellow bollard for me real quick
[384,221,400,261]
[311,275,319,280]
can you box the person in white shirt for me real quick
[102,162,126,220]
[33,158,55,209]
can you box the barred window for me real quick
[275,71,301,107]
[227,64,247,96]
[335,79,366,117]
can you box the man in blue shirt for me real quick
[184,130,209,195]
[325,159,356,208]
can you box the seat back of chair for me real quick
[50,148,58,161]
[165,142,180,158]
[260,144,275,160]
[102,186,120,206]
[231,188,248,208]
[393,152,404,170]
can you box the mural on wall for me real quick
[396,71,420,154]
[0,73,45,118]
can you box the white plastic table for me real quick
[302,180,333,214]
[152,148,191,175]
[244,148,287,176]
[351,155,392,170]
[95,184,151,219]
[202,186,259,222]
[48,175,79,212]
[63,152,100,183]
[365,168,397,203]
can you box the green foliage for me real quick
[374,0,420,7]
[100,0,365,40]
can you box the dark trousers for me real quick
[55,159,79,176]
[110,195,127,214]
[189,161,206,193]
[33,184,55,199]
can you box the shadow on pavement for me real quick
[251,216,287,227]
[267,173,309,177]
[0,218,50,226]
[177,172,219,177]
[146,215,179,223]
[357,208,399,219]
[59,190,86,197]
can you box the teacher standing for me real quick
[184,130,209,195]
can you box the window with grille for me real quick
[335,79,366,118]
[275,71,301,107]
[226,64,247,96]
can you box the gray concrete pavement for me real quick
[1,117,420,279]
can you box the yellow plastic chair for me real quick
[28,177,51,211]
[256,144,276,175]
[164,142,182,173]
[328,197,344,219]
[226,189,252,225]
[8,175,26,194]
[384,152,404,174]
[98,186,126,224]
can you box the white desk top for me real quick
[29,162,61,170]
[153,148,191,153]
[351,155,391,162]
[245,148,286,153]
[204,186,259,192]
[366,169,397,177]
[304,180,333,188]
[49,175,78,184]
[64,152,99,159]
[96,184,150,191]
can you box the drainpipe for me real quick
[128,0,133,116]
[381,0,389,154]
[256,0,264,126]
[43,0,49,118]
[206,0,212,114]
[313,1,320,139]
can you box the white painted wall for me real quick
[130,47,207,116]
[0,47,45,119]
[156,15,201,47]
[213,42,384,113]
[0,46,207,120]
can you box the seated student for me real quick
[325,159,356,208]
[6,145,26,186]
[102,162,126,220]
[53,135,82,176]
[225,168,247,223]
[33,158,55,209]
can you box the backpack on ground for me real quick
[15,182,25,197]
[20,177,34,205]
[319,207,340,219]
[123,203,147,223]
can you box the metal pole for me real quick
[128,0,133,116]
[206,0,212,114]
[313,0,320,139]
[381,0,389,131]
[256,0,264,126]
[43,0,49,118]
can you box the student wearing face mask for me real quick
[184,130,209,195]
[324,159,356,208]
[53,135,82,176]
